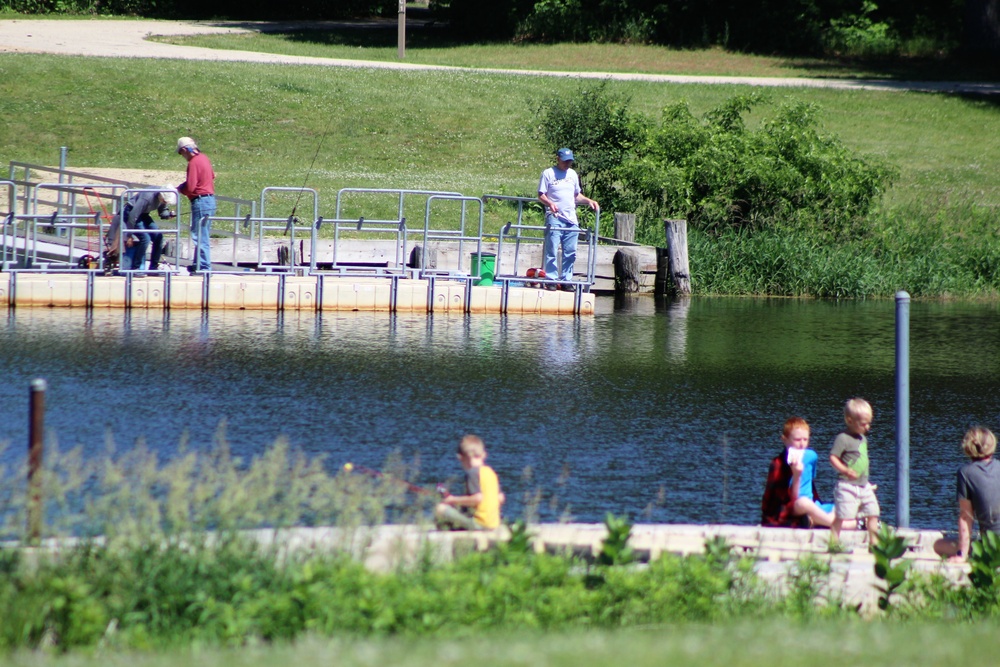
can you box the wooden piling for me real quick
[663,219,691,295]
[613,213,636,244]
[27,378,46,544]
[613,248,641,293]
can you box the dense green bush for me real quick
[534,87,896,249]
[618,93,896,240]
[504,0,964,55]
[515,0,657,43]
[0,536,764,651]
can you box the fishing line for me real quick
[289,107,336,221]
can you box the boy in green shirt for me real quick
[830,398,880,545]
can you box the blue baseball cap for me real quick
[556,148,574,161]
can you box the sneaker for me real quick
[559,283,576,292]
[543,283,557,291]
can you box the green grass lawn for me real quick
[2,51,998,214]
[5,622,999,666]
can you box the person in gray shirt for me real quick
[106,188,176,271]
[935,426,1000,562]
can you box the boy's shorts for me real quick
[834,481,880,520]
[434,504,484,531]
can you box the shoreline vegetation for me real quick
[1,437,1000,656]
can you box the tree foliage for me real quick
[451,0,965,57]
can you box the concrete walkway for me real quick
[1,19,998,95]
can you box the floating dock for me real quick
[1,160,673,315]
[0,272,595,314]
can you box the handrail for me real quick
[421,195,484,278]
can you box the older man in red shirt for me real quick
[176,136,216,273]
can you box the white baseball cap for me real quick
[177,136,197,153]
[160,187,177,206]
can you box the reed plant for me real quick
[0,424,430,545]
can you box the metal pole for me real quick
[895,291,910,528]
[57,147,69,236]
[397,0,406,59]
[57,147,67,210]
[27,378,46,544]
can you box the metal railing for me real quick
[13,182,126,271]
[321,215,409,275]
[420,195,485,279]
[6,157,256,272]
[334,188,463,273]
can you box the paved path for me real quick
[1,19,998,95]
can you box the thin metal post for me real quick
[895,291,910,528]
[27,378,46,544]
[57,147,68,212]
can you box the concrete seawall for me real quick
[242,523,966,613]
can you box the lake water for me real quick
[0,295,997,531]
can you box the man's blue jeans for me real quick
[123,217,162,270]
[543,215,579,282]
[190,195,216,272]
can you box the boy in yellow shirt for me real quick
[435,434,505,530]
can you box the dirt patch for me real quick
[70,167,187,187]
[3,167,186,213]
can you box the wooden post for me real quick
[613,248,641,293]
[663,219,691,295]
[27,378,46,545]
[613,213,635,244]
[398,0,406,59]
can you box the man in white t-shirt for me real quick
[537,148,599,290]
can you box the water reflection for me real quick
[0,298,997,530]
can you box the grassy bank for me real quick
[6,622,1000,667]
[1,50,998,296]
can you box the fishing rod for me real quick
[342,462,448,497]
[287,108,337,230]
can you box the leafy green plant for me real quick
[499,519,534,560]
[596,513,634,567]
[616,94,896,243]
[872,523,910,611]
[782,555,835,618]
[967,530,1000,592]
[823,1,900,58]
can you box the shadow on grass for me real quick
[779,53,1000,84]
